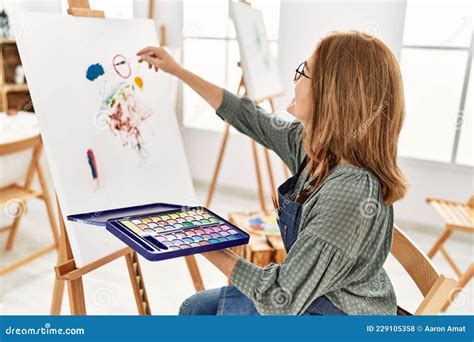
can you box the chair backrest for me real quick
[0,134,41,156]
[390,224,457,315]
[467,195,474,209]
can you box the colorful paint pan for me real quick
[134,225,248,253]
[246,213,280,236]
[75,205,250,262]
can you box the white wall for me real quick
[394,158,473,229]
[277,0,406,107]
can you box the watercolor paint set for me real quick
[68,203,250,261]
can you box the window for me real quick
[456,63,473,166]
[182,0,280,131]
[398,0,473,166]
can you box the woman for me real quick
[137,31,407,316]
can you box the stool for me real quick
[228,211,286,267]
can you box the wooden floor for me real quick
[1,182,472,315]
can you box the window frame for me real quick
[400,12,473,166]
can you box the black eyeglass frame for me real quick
[294,61,311,82]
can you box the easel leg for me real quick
[185,255,204,292]
[51,200,87,315]
[205,124,231,207]
[37,162,60,246]
[50,273,65,315]
[251,141,268,212]
[205,74,246,208]
[262,148,277,200]
[125,252,151,315]
[50,200,69,315]
[266,97,290,180]
[67,278,86,315]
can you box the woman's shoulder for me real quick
[302,165,392,253]
[317,164,382,202]
[304,164,390,227]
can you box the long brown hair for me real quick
[304,31,407,204]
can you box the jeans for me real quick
[179,285,346,316]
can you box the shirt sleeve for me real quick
[230,173,377,315]
[216,89,304,174]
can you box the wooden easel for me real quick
[206,65,288,211]
[50,0,204,316]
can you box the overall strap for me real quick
[295,157,320,204]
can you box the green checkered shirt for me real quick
[216,90,397,315]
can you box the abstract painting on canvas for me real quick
[15,11,195,266]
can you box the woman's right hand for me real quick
[136,46,182,76]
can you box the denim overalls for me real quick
[277,156,312,251]
[215,158,347,315]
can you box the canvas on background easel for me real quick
[206,1,289,213]
[48,0,204,316]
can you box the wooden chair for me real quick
[425,195,473,310]
[391,224,457,315]
[0,134,59,275]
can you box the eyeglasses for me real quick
[294,61,311,82]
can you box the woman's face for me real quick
[286,57,314,123]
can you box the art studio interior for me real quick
[0,0,472,318]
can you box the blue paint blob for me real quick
[86,63,105,81]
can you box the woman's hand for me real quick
[136,46,182,76]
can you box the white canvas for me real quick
[230,2,283,101]
[15,11,196,266]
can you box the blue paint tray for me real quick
[67,203,249,261]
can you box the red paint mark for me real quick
[113,54,131,79]
[86,149,100,189]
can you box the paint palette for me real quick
[67,203,249,261]
[246,213,280,236]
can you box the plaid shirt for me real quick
[216,90,397,315]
